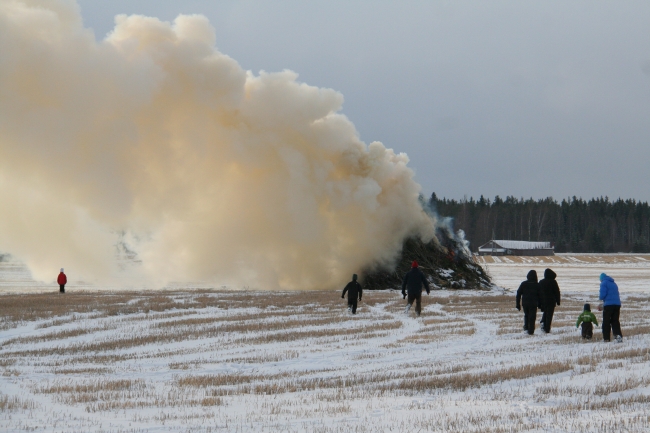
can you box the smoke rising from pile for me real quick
[0,0,436,289]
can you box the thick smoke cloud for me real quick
[0,0,436,289]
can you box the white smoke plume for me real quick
[0,0,436,289]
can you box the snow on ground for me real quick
[477,254,650,293]
[1,257,650,432]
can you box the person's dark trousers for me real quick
[581,322,593,339]
[59,284,65,293]
[523,306,537,334]
[348,298,358,314]
[602,305,622,341]
[541,304,555,333]
[407,292,422,315]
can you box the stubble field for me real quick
[477,253,650,292]
[1,256,650,432]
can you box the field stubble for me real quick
[0,288,649,432]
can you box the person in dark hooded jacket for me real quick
[401,261,430,317]
[342,274,362,314]
[516,270,542,335]
[539,268,561,333]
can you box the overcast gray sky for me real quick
[78,0,650,202]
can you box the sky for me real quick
[76,0,650,203]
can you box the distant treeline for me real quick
[430,193,650,253]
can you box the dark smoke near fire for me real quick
[362,210,492,291]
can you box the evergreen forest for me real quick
[430,194,650,253]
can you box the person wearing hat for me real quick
[599,273,623,342]
[341,274,363,314]
[401,261,430,317]
[575,303,599,339]
[57,268,67,293]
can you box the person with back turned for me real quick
[341,274,362,314]
[599,273,623,342]
[539,268,561,333]
[516,270,541,335]
[576,303,599,339]
[57,268,67,293]
[401,261,430,317]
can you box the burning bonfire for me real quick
[362,224,492,291]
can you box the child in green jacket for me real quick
[576,303,599,339]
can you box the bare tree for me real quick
[536,207,547,241]
[527,205,533,241]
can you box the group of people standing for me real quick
[341,263,624,344]
[341,260,430,316]
[516,268,623,342]
[516,269,561,334]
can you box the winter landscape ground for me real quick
[1,255,650,432]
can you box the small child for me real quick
[575,303,599,339]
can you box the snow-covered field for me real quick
[477,253,650,293]
[1,256,650,433]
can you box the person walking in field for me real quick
[516,270,541,335]
[57,268,67,293]
[599,273,623,342]
[576,303,598,340]
[539,268,561,333]
[401,261,430,317]
[341,274,362,314]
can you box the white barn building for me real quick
[477,240,555,256]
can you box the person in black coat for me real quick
[516,270,542,335]
[401,261,430,317]
[342,274,363,314]
[539,268,561,333]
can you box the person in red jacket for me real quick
[57,268,67,293]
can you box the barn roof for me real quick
[479,240,552,250]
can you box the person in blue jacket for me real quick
[599,273,623,342]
